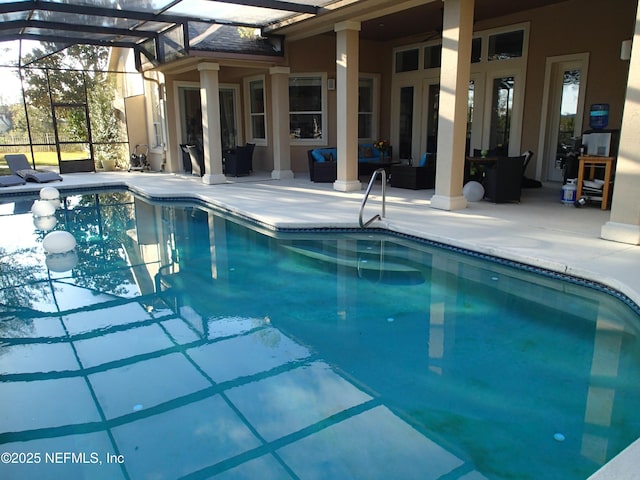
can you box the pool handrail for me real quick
[359,168,387,228]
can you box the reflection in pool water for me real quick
[1,189,639,479]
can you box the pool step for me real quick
[283,244,424,284]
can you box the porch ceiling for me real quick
[267,0,573,41]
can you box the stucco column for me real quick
[198,62,226,185]
[601,7,640,244]
[270,66,294,179]
[333,21,361,192]
[430,0,474,211]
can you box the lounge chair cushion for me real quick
[0,174,26,187]
[15,169,63,183]
[5,154,63,183]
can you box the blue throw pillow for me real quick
[418,152,429,167]
[312,150,326,163]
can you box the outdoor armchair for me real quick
[5,154,62,183]
[225,143,254,176]
[482,153,527,203]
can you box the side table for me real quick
[576,156,614,210]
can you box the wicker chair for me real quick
[307,149,337,182]
[225,143,254,176]
[390,153,436,190]
[482,153,527,203]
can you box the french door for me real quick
[483,71,524,156]
[177,84,240,166]
[539,54,589,182]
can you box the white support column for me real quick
[333,21,361,192]
[270,66,294,179]
[198,62,226,185]
[601,4,640,244]
[430,0,474,211]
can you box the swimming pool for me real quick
[1,188,639,479]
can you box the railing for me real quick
[359,168,387,228]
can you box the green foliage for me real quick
[3,43,127,168]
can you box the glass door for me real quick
[178,86,239,150]
[488,76,514,154]
[219,87,239,151]
[423,82,439,154]
[52,103,94,173]
[543,58,587,182]
[398,86,414,160]
[179,87,202,147]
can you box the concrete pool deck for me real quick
[1,169,639,478]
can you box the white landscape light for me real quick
[33,214,58,232]
[463,181,485,202]
[39,186,60,202]
[31,199,57,218]
[43,230,76,254]
[45,250,78,272]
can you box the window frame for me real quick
[358,74,380,142]
[288,72,327,146]
[243,75,268,146]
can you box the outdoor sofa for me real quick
[307,143,392,182]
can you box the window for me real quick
[467,81,475,141]
[490,76,515,150]
[289,75,324,141]
[398,86,414,159]
[395,49,419,73]
[488,30,524,61]
[247,77,266,142]
[146,78,164,148]
[358,77,375,139]
[424,45,442,69]
[425,84,439,152]
[471,38,482,63]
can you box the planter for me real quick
[101,159,116,171]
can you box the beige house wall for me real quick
[124,95,150,164]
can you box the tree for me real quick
[12,43,127,168]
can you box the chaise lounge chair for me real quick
[5,154,63,183]
[0,174,26,187]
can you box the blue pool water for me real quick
[1,189,640,480]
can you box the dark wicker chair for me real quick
[179,144,192,173]
[482,153,527,203]
[307,149,337,182]
[185,145,205,176]
[390,153,436,189]
[225,143,254,176]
